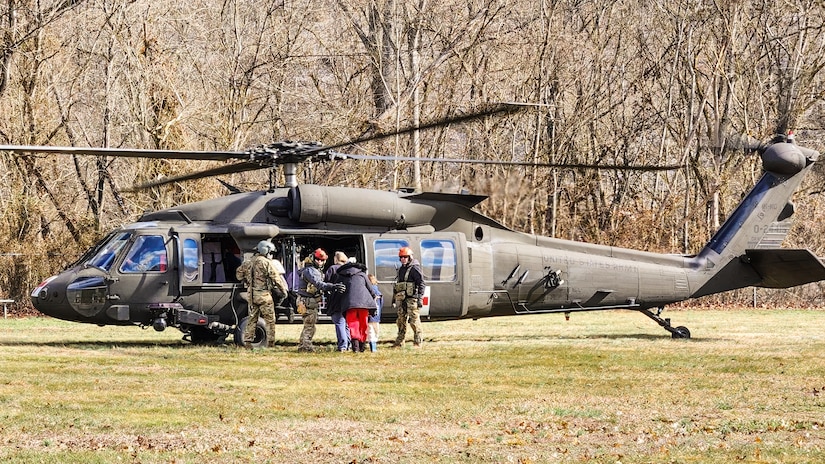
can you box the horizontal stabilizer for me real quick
[746,249,825,288]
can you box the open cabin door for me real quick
[176,232,242,314]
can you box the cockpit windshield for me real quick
[86,232,132,271]
[120,235,168,273]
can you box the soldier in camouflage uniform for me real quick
[236,240,288,349]
[393,246,425,348]
[296,248,345,352]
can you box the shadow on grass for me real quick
[0,330,729,349]
[0,339,344,350]
[560,333,730,342]
[431,333,729,343]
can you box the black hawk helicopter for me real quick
[4,106,825,347]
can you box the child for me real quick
[367,274,383,352]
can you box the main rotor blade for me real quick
[322,103,522,152]
[0,103,520,160]
[712,133,771,155]
[0,144,243,161]
[345,154,682,171]
[126,161,262,191]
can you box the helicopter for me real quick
[4,106,825,347]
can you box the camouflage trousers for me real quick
[244,293,277,346]
[298,296,320,350]
[394,298,422,345]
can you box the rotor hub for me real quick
[761,143,810,176]
[246,141,328,166]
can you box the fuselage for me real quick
[31,185,706,329]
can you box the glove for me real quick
[333,283,347,293]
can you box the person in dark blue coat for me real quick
[325,251,351,352]
[336,261,377,352]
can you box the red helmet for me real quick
[313,248,328,260]
[398,246,413,257]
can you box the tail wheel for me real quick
[234,316,269,348]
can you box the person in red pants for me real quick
[335,261,378,352]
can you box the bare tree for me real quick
[4,0,825,309]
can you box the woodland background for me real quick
[2,0,825,314]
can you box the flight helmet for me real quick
[255,240,275,256]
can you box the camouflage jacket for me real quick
[236,254,288,296]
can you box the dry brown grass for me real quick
[0,309,823,463]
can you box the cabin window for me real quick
[373,239,409,282]
[182,238,199,282]
[120,235,168,273]
[421,239,457,282]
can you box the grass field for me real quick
[0,309,823,463]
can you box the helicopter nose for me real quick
[30,274,84,321]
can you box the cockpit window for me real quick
[86,232,132,271]
[120,235,168,273]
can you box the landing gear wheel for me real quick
[234,316,269,348]
[671,326,691,339]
